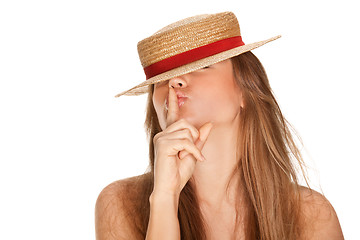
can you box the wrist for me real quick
[146,190,181,240]
[149,190,180,210]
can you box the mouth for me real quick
[165,97,187,110]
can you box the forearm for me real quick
[145,192,181,240]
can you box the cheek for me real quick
[213,92,240,116]
[193,81,241,122]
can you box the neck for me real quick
[191,116,241,208]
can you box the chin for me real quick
[181,115,208,130]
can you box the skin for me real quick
[148,59,245,238]
[152,59,244,205]
[95,59,344,239]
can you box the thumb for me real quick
[196,122,213,149]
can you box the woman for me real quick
[95,12,343,239]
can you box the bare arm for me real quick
[145,192,181,239]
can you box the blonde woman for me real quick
[95,12,343,239]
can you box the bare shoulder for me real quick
[298,186,344,239]
[95,174,150,240]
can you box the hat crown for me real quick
[114,11,280,97]
[137,12,240,68]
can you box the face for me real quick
[152,59,244,130]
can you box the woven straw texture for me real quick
[115,11,280,97]
[138,12,240,68]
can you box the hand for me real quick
[152,86,213,196]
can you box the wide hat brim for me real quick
[115,35,281,97]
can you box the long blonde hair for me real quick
[123,51,309,239]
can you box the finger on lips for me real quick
[166,86,179,127]
[165,85,205,161]
[165,87,200,141]
[164,85,211,162]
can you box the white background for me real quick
[0,0,359,239]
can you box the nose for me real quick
[169,75,187,89]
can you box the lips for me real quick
[177,97,187,108]
[165,94,187,110]
[176,92,187,98]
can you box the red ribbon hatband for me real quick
[144,36,245,79]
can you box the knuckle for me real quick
[153,132,163,144]
[185,129,193,141]
[156,137,166,146]
[179,119,199,139]
[182,127,190,135]
[179,118,187,124]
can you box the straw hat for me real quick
[115,11,280,97]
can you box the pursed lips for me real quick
[165,95,188,110]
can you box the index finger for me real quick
[166,86,179,127]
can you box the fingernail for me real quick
[201,155,206,161]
